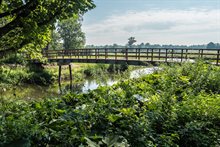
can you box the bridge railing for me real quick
[43,48,220,65]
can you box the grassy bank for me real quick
[0,64,56,86]
[0,62,135,89]
[0,61,219,146]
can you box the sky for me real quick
[82,0,220,46]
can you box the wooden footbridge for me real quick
[44,48,220,65]
[43,48,220,85]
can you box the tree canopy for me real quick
[58,17,85,50]
[127,37,136,47]
[0,0,95,57]
[207,42,216,49]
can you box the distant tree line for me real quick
[207,42,220,49]
[86,42,220,49]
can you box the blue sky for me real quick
[82,0,220,45]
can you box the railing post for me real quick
[97,49,99,59]
[105,48,107,60]
[185,49,188,59]
[146,49,149,59]
[77,49,79,59]
[62,50,64,59]
[217,50,220,65]
[172,49,174,61]
[151,49,153,62]
[159,49,161,60]
[90,49,92,58]
[115,48,117,60]
[201,49,204,58]
[95,49,97,60]
[86,49,88,60]
[125,48,128,61]
[165,49,168,62]
[181,49,183,62]
[138,48,141,60]
[136,48,138,59]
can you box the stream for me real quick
[0,67,159,100]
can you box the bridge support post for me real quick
[69,64,73,89]
[58,65,62,86]
[58,60,72,87]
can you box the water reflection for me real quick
[59,67,159,94]
[1,67,160,100]
[58,83,84,94]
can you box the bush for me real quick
[107,63,129,73]
[0,66,29,85]
[0,53,26,65]
[0,64,56,86]
[83,64,108,77]
[1,61,220,146]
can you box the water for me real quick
[0,67,159,100]
[81,67,160,93]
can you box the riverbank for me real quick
[1,61,219,146]
[0,62,144,100]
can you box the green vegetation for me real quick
[0,62,132,90]
[83,63,129,77]
[57,17,85,50]
[0,53,26,65]
[0,64,55,86]
[0,61,219,146]
[0,0,95,56]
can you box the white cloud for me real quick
[82,9,220,45]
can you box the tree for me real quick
[49,30,62,50]
[207,42,216,49]
[127,37,136,47]
[216,43,220,49]
[57,17,85,50]
[0,0,95,57]
[139,42,145,48]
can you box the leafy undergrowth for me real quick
[0,61,220,146]
[0,65,56,86]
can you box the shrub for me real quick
[1,61,220,146]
